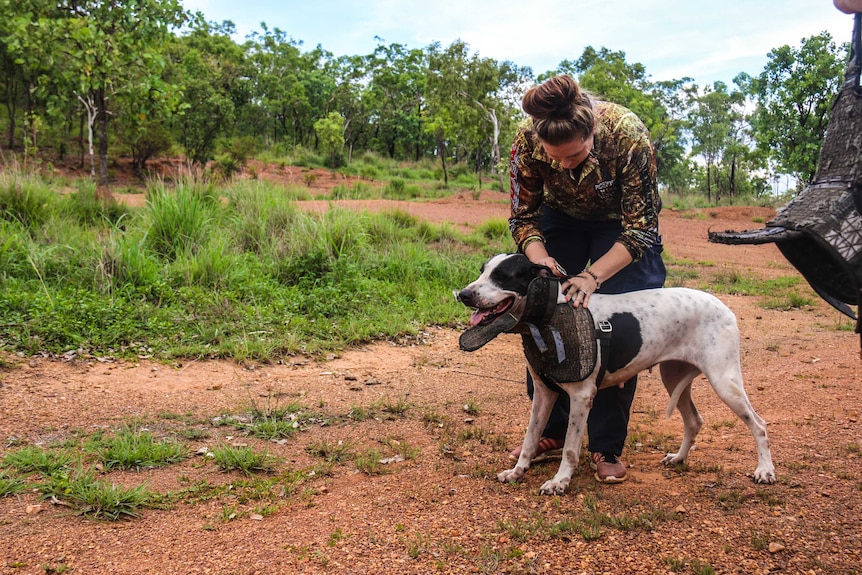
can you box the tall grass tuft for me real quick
[144,180,216,260]
[0,164,59,229]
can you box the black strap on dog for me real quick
[595,320,613,386]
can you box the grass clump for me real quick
[39,466,152,520]
[0,471,28,496]
[210,444,279,475]
[86,428,188,471]
[3,445,75,476]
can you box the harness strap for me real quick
[853,13,862,95]
[526,323,547,353]
[595,320,613,386]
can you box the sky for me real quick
[180,0,856,88]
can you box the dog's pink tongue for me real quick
[470,309,491,326]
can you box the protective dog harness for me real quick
[709,13,862,354]
[459,276,611,383]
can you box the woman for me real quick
[508,74,666,483]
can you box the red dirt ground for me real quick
[0,163,859,575]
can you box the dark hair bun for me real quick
[522,75,581,121]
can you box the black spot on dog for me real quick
[606,312,642,371]
[490,253,539,296]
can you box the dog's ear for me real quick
[532,264,554,278]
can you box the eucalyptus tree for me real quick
[324,54,372,163]
[0,33,27,150]
[247,25,309,147]
[1,0,187,193]
[425,40,524,187]
[686,82,745,203]
[365,42,429,161]
[166,17,249,166]
[247,26,337,150]
[736,32,845,185]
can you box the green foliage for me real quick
[39,466,152,520]
[0,471,27,497]
[210,444,279,475]
[3,445,74,476]
[738,32,845,182]
[144,181,217,260]
[314,111,346,168]
[86,428,188,470]
[0,167,59,228]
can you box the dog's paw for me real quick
[753,466,776,484]
[661,452,686,466]
[538,478,569,496]
[497,467,525,484]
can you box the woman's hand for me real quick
[562,272,598,308]
[532,255,599,307]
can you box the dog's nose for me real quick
[455,288,474,304]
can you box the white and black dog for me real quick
[456,253,775,495]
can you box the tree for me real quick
[737,32,845,184]
[687,82,745,203]
[167,17,246,166]
[364,42,428,161]
[313,111,345,167]
[2,0,187,194]
[424,40,523,187]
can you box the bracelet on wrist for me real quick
[580,268,601,290]
[521,235,544,251]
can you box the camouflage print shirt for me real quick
[509,100,661,261]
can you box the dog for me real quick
[456,253,776,495]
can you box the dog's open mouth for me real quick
[470,298,514,326]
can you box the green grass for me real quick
[306,439,355,463]
[86,428,188,471]
[0,471,28,496]
[38,466,152,520]
[210,444,279,475]
[0,167,505,361]
[3,445,75,476]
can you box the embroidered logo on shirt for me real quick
[595,179,615,200]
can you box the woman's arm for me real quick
[835,0,862,13]
[509,127,548,251]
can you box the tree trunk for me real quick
[78,113,85,169]
[95,86,111,196]
[706,162,712,203]
[5,76,16,149]
[76,93,97,179]
[488,108,503,192]
[730,155,737,204]
[437,134,448,186]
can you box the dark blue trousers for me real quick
[525,206,666,456]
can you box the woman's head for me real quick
[522,75,594,146]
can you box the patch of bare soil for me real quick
[1,168,860,574]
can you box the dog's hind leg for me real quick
[702,363,776,484]
[497,365,557,485]
[659,361,704,466]
[538,381,595,496]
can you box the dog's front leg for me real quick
[539,381,596,496]
[497,365,556,484]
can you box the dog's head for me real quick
[455,253,552,327]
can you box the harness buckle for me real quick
[597,321,613,338]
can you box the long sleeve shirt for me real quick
[508,100,661,261]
